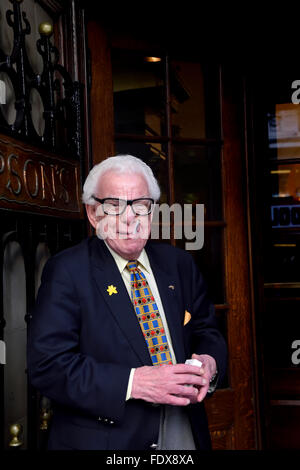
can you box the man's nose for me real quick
[120,203,136,223]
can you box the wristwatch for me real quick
[208,370,218,394]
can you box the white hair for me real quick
[82,154,161,204]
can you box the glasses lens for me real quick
[103,199,125,215]
[132,199,153,215]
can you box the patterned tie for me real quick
[127,261,173,366]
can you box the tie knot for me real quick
[127,260,138,272]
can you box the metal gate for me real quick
[0,0,88,449]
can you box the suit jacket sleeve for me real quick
[27,256,131,423]
[188,254,227,385]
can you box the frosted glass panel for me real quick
[0,0,52,132]
[0,0,52,73]
[35,242,50,297]
[3,241,27,449]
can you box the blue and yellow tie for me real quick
[127,261,173,366]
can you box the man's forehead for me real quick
[96,171,149,195]
[99,170,145,182]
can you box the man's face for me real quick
[86,171,153,260]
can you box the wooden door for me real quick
[87,20,257,449]
[247,63,300,449]
[0,0,89,449]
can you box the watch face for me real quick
[208,371,218,394]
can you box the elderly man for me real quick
[28,154,227,450]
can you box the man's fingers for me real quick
[173,385,199,399]
[197,385,209,402]
[167,395,191,406]
[171,364,204,375]
[132,365,209,405]
[174,373,207,387]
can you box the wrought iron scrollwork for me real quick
[0,0,83,160]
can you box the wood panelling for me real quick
[268,368,300,398]
[87,22,114,166]
[0,134,83,219]
[210,427,234,450]
[269,405,300,449]
[207,390,235,449]
[220,65,256,449]
[206,389,234,429]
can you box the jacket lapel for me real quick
[90,238,152,366]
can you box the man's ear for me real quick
[85,204,98,229]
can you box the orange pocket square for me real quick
[184,310,191,326]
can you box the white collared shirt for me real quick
[104,241,177,399]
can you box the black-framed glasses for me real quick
[92,196,155,215]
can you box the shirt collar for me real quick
[138,249,151,274]
[104,241,151,274]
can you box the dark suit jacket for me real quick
[27,236,227,450]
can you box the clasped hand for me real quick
[131,354,216,406]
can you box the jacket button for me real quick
[150,443,158,449]
[109,420,114,425]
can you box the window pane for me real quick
[264,234,300,283]
[170,62,221,139]
[270,163,300,206]
[264,162,300,283]
[112,50,166,136]
[173,144,222,220]
[115,140,169,203]
[263,299,300,368]
[267,103,300,160]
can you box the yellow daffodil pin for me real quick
[107,285,118,296]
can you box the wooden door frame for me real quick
[86,22,258,449]
[214,65,257,448]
